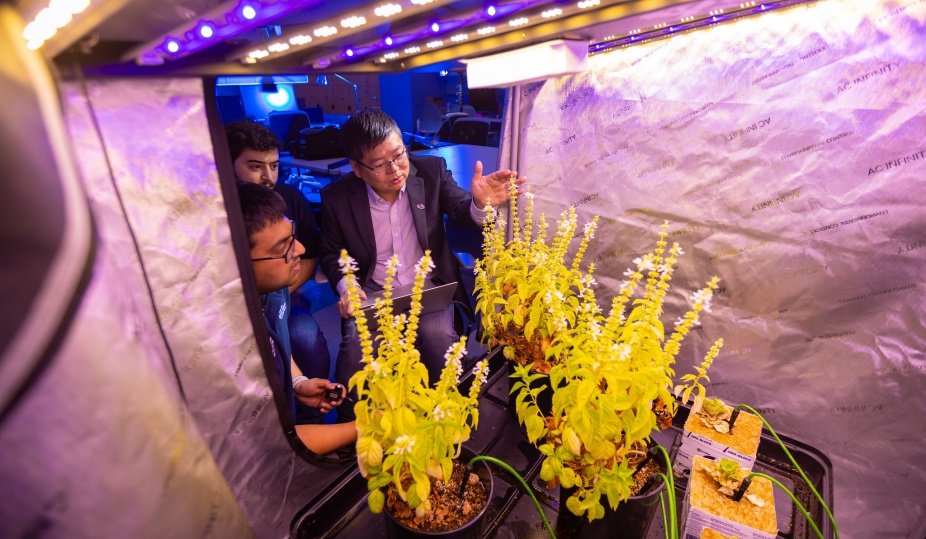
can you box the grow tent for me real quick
[1,0,924,538]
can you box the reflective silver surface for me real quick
[503,1,926,536]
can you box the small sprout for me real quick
[702,397,726,416]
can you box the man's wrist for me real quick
[292,375,309,389]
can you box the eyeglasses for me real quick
[357,148,408,177]
[251,220,297,264]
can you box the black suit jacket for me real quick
[318,154,479,307]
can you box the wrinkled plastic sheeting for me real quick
[60,78,320,537]
[0,7,251,538]
[502,0,926,537]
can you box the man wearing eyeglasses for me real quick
[226,120,330,425]
[317,110,525,420]
[239,181,356,463]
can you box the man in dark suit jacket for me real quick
[318,110,524,419]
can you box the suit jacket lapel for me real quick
[347,176,376,268]
[405,162,429,251]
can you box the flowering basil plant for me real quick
[474,181,598,373]
[340,249,490,517]
[475,178,724,521]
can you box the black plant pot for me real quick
[507,362,554,419]
[556,467,667,539]
[383,447,494,539]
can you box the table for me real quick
[414,144,499,191]
[280,155,353,178]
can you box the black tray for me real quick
[291,348,834,539]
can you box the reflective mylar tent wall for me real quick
[0,7,253,538]
[59,76,324,538]
[498,0,926,536]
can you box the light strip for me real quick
[228,0,460,64]
[126,0,322,65]
[374,4,402,17]
[590,0,810,55]
[21,0,91,50]
[303,0,552,68]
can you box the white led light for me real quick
[385,36,393,45]
[410,0,434,4]
[47,8,72,29]
[51,0,90,15]
[477,26,496,35]
[249,49,269,59]
[509,17,528,27]
[345,48,354,57]
[426,40,443,48]
[314,26,338,37]
[290,35,312,45]
[384,52,400,59]
[268,43,290,52]
[541,8,562,18]
[450,33,468,42]
[166,40,180,53]
[374,4,402,17]
[242,5,257,20]
[405,46,420,53]
[199,24,214,38]
[26,39,45,50]
[578,0,600,8]
[22,22,40,41]
[341,16,367,28]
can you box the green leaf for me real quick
[415,478,430,506]
[565,493,583,516]
[540,457,553,481]
[367,472,392,490]
[368,488,385,513]
[526,414,546,443]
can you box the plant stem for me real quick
[652,445,678,539]
[467,455,556,539]
[659,492,669,539]
[736,404,838,539]
[749,472,824,539]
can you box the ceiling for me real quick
[18,0,805,78]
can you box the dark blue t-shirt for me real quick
[262,287,296,420]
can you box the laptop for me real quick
[358,282,457,333]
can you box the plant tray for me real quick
[290,348,835,539]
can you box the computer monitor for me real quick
[358,282,457,333]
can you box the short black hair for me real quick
[339,109,402,162]
[236,180,286,248]
[225,119,281,162]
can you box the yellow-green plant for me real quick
[474,180,598,372]
[341,249,490,517]
[512,222,724,521]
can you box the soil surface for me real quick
[385,460,489,532]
